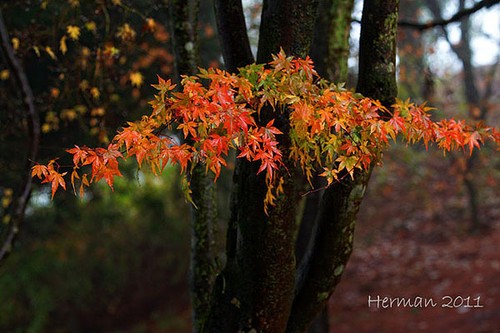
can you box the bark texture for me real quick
[310,0,354,82]
[205,0,399,332]
[299,1,354,332]
[206,1,319,332]
[356,0,399,109]
[169,1,217,331]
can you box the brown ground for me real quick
[133,148,500,333]
[329,150,500,333]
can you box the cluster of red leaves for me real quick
[32,50,500,204]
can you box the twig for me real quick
[399,0,499,31]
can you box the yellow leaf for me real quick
[0,70,9,80]
[60,36,68,54]
[145,18,156,32]
[42,123,51,133]
[90,87,100,99]
[112,0,122,5]
[66,25,80,41]
[79,80,89,90]
[41,0,48,9]
[91,107,106,116]
[11,37,19,50]
[61,109,77,121]
[33,46,41,57]
[68,0,79,7]
[45,46,57,60]
[129,71,144,87]
[85,21,96,32]
[116,24,136,42]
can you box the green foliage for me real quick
[0,164,190,333]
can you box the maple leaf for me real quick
[59,36,68,55]
[42,170,67,199]
[465,131,482,155]
[66,25,80,40]
[388,111,406,136]
[90,87,100,99]
[130,71,144,87]
[29,50,500,211]
[67,145,88,165]
[45,46,57,60]
[11,37,19,50]
[336,155,358,179]
[31,164,48,179]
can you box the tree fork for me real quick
[206,0,320,331]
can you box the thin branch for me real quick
[0,10,40,263]
[399,0,499,31]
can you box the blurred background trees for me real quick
[0,0,498,332]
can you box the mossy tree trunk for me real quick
[298,1,354,332]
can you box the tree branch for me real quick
[0,10,40,263]
[399,0,499,31]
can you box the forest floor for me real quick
[131,147,500,333]
[329,148,500,333]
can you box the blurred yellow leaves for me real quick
[90,87,100,100]
[145,18,156,32]
[91,107,106,117]
[61,109,78,121]
[0,70,9,81]
[116,24,136,42]
[85,21,97,32]
[66,25,80,41]
[45,46,57,60]
[11,37,19,50]
[60,36,68,54]
[79,80,89,91]
[2,188,13,209]
[129,71,144,87]
[42,111,59,133]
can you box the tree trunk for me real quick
[168,1,218,331]
[206,1,318,332]
[298,1,354,332]
[205,0,400,332]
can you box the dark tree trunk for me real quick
[203,0,399,332]
[169,1,218,331]
[299,1,354,332]
[357,0,399,109]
